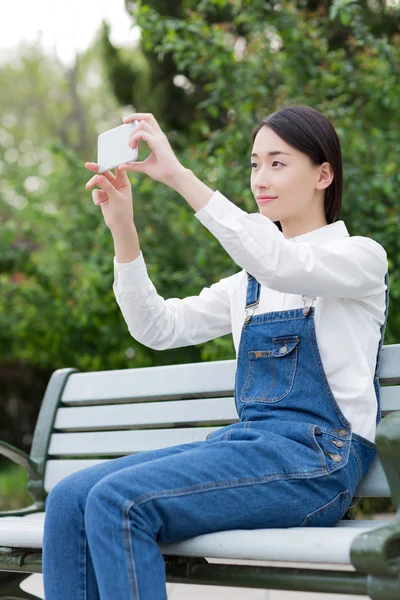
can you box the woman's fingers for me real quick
[93,189,107,206]
[128,129,157,151]
[85,163,116,180]
[118,156,150,173]
[85,163,116,189]
[85,162,115,179]
[86,174,99,190]
[115,167,131,187]
[85,162,99,173]
[96,175,120,200]
[123,113,162,133]
[129,120,158,147]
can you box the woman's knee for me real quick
[84,478,156,546]
[85,474,129,520]
[45,471,89,519]
[85,476,124,539]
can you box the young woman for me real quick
[43,105,389,600]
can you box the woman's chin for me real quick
[258,205,278,219]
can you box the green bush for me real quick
[0,465,31,511]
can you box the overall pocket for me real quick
[241,335,300,403]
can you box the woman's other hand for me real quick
[85,165,134,233]
[119,113,187,189]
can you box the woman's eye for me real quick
[251,160,284,169]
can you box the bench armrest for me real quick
[375,411,400,513]
[0,441,40,481]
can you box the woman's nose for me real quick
[254,171,271,189]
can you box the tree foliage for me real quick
[0,0,399,454]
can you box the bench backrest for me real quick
[28,345,400,502]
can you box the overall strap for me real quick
[374,270,390,424]
[245,273,261,323]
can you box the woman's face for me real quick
[250,126,332,234]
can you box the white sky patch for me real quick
[0,0,139,65]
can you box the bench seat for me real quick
[0,512,394,565]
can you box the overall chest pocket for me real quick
[241,335,300,403]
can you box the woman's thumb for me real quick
[118,160,147,174]
[96,176,119,200]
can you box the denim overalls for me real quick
[236,271,388,497]
[43,271,389,600]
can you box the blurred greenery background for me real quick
[0,0,399,516]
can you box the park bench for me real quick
[0,349,400,600]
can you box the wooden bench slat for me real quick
[159,520,392,565]
[54,388,399,431]
[0,512,393,564]
[380,344,400,384]
[54,398,239,431]
[355,456,390,496]
[60,356,400,408]
[48,427,217,456]
[379,385,400,413]
[61,361,238,405]
[44,460,107,492]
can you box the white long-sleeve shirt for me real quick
[113,190,389,443]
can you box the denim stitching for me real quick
[350,444,364,481]
[241,352,265,402]
[264,354,277,400]
[307,425,351,475]
[308,424,327,471]
[261,344,299,403]
[246,308,310,324]
[81,527,87,600]
[300,489,349,527]
[271,335,300,355]
[241,352,265,401]
[241,344,299,404]
[123,499,140,600]
[248,314,307,326]
[242,351,275,401]
[133,468,328,508]
[352,432,376,449]
[235,324,248,402]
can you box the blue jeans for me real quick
[43,422,362,600]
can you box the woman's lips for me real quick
[256,196,277,204]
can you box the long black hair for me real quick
[252,106,342,230]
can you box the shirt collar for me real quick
[290,220,349,244]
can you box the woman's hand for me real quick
[119,113,187,189]
[85,112,214,223]
[85,164,134,233]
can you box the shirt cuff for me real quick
[113,252,152,294]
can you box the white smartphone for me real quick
[97,121,139,173]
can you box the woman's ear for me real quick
[316,162,334,190]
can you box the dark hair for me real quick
[252,106,342,230]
